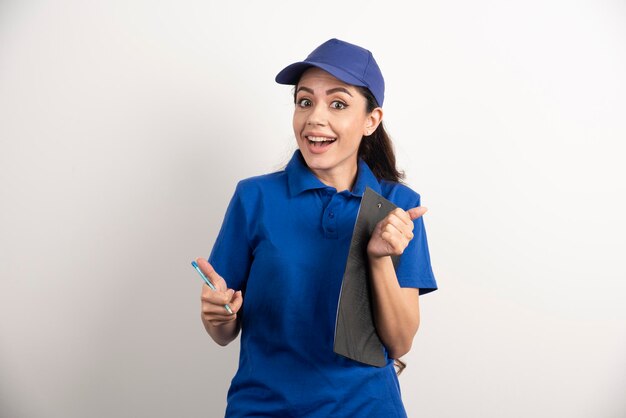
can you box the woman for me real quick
[196,38,438,417]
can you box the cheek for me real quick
[292,112,301,135]
[338,116,366,140]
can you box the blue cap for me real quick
[275,38,385,107]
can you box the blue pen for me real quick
[191,260,233,314]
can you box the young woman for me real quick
[196,38,438,417]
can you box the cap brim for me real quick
[275,60,368,88]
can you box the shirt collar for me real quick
[285,149,382,197]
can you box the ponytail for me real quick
[394,358,406,375]
[356,86,405,183]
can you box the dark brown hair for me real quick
[394,358,406,375]
[355,86,406,184]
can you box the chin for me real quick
[301,153,333,169]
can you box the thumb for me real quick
[195,257,227,289]
[407,206,428,221]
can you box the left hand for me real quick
[367,206,428,259]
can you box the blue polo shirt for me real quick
[208,149,437,417]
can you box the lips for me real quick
[304,134,336,154]
[306,135,337,144]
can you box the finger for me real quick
[203,312,233,325]
[201,285,234,306]
[390,208,413,226]
[228,290,244,314]
[202,303,234,318]
[202,289,241,314]
[407,206,428,221]
[385,214,414,240]
[202,298,237,319]
[208,314,238,326]
[195,257,227,290]
[383,220,410,242]
[381,230,403,255]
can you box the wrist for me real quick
[368,253,392,268]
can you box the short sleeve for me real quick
[207,182,253,291]
[395,194,438,295]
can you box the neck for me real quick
[309,161,358,193]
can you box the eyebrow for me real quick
[326,87,353,97]
[296,86,353,97]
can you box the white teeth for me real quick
[307,136,336,142]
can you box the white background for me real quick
[1,1,625,417]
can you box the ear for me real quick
[364,107,383,136]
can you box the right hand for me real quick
[196,258,243,327]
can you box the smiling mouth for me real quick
[306,136,337,145]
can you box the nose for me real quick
[306,103,327,127]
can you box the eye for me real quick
[330,101,347,110]
[297,98,312,107]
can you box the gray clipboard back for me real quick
[333,187,400,367]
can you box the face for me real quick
[293,67,382,185]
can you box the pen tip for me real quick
[191,260,198,267]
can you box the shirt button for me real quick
[329,212,334,218]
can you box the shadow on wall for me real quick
[64,140,242,417]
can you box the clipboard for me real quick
[333,187,400,367]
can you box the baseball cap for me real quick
[275,38,385,107]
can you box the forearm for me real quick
[369,255,420,358]
[202,315,241,346]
